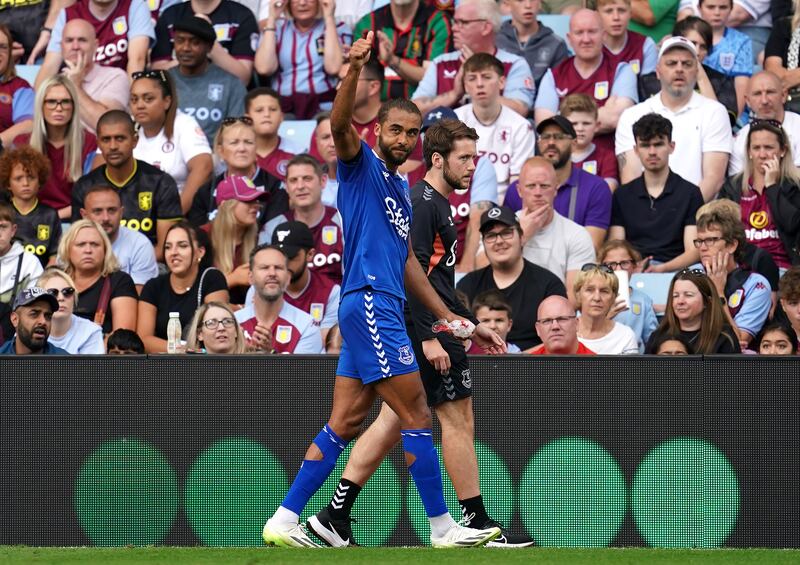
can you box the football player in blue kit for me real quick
[261,31,505,549]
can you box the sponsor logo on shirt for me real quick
[112,16,128,36]
[275,325,292,344]
[138,192,153,211]
[749,211,769,229]
[384,197,411,240]
[36,225,50,241]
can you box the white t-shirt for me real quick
[455,104,536,203]
[520,211,596,284]
[729,111,800,175]
[133,111,212,193]
[578,322,639,355]
[679,0,771,28]
[615,92,732,187]
[48,314,105,354]
[112,226,159,286]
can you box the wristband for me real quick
[41,27,52,34]
[263,27,276,32]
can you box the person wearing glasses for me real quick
[38,267,104,354]
[70,110,183,261]
[719,119,800,272]
[130,69,213,214]
[185,301,247,354]
[645,268,740,353]
[529,295,595,355]
[166,17,247,143]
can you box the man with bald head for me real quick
[534,8,638,134]
[59,19,130,132]
[530,296,595,355]
[729,71,800,174]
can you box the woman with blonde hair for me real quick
[37,267,104,354]
[573,263,639,355]
[13,75,100,219]
[0,24,33,147]
[185,301,247,354]
[57,220,137,334]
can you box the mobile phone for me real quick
[614,270,631,310]
[641,257,651,272]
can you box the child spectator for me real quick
[755,321,797,354]
[598,0,658,76]
[560,94,620,191]
[246,88,300,181]
[106,328,145,354]
[651,332,695,354]
[778,267,800,348]
[467,289,521,353]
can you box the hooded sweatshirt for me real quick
[0,241,44,305]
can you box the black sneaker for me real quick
[306,507,360,547]
[480,520,535,548]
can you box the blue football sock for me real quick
[282,425,347,515]
[401,429,448,518]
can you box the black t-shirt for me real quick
[10,200,62,266]
[765,17,793,66]
[457,259,567,349]
[188,169,286,229]
[140,268,228,339]
[741,242,780,292]
[71,160,183,245]
[74,271,138,334]
[646,324,741,354]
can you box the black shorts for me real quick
[408,324,472,407]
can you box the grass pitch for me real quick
[1,547,799,565]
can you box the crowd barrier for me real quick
[0,355,797,548]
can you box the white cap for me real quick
[658,36,698,60]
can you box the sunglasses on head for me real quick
[581,263,614,275]
[131,69,169,84]
[221,116,254,126]
[750,118,782,130]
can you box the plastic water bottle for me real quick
[167,312,182,354]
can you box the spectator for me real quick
[79,185,158,292]
[645,268,741,353]
[778,266,800,346]
[15,75,99,220]
[138,221,229,353]
[573,263,639,354]
[720,119,800,271]
[0,287,67,354]
[651,332,695,354]
[185,301,247,354]
[152,0,257,85]
[260,156,343,285]
[58,18,131,133]
[0,147,61,267]
[560,94,619,191]
[458,205,567,349]
[680,0,771,63]
[534,9,638,135]
[36,0,153,86]
[455,53,535,203]
[166,17,247,143]
[599,0,658,76]
[505,117,612,250]
[638,17,738,125]
[755,320,797,354]
[71,110,183,258]
[529,295,595,354]
[764,5,800,115]
[609,113,703,271]
[245,88,299,181]
[466,289,522,353]
[616,36,732,201]
[412,0,536,117]
[106,327,144,354]
[0,24,33,148]
[188,117,286,228]
[38,267,104,354]
[496,0,570,89]
[254,0,351,119]
[57,219,137,334]
[235,244,324,353]
[309,112,339,206]
[131,69,213,214]
[3,0,49,62]
[0,202,44,344]
[628,0,679,42]
[598,239,659,351]
[353,0,452,99]
[729,71,800,175]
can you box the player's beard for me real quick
[443,161,468,192]
[378,136,412,169]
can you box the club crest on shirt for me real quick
[37,225,50,241]
[728,289,744,309]
[497,127,511,143]
[208,84,224,101]
[630,59,641,74]
[147,0,161,10]
[398,345,414,365]
[719,52,735,71]
[277,159,289,177]
[276,325,292,344]
[581,160,598,175]
[310,303,324,323]
[594,81,609,100]
[112,16,128,36]
[138,192,153,211]
[322,226,338,245]
[632,302,641,316]
[0,93,11,104]
[215,24,232,42]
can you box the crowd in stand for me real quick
[1,0,800,356]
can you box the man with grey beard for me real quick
[615,36,732,201]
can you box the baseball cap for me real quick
[479,205,519,233]
[215,176,267,205]
[658,36,697,60]
[173,16,217,45]
[271,221,315,257]
[422,106,459,132]
[536,115,576,139]
[12,287,59,312]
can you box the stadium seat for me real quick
[15,64,40,85]
[631,273,674,306]
[279,120,317,152]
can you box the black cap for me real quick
[536,115,577,139]
[12,287,59,312]
[479,205,519,233]
[271,221,315,257]
[173,16,217,45]
[422,106,459,132]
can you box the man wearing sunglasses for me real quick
[0,288,67,355]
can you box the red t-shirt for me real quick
[529,342,596,355]
[573,143,619,185]
[256,137,296,181]
[740,185,791,269]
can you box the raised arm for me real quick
[331,31,373,162]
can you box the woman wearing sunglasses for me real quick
[646,268,740,354]
[38,267,104,354]
[185,301,247,354]
[574,263,639,355]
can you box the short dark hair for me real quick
[462,53,504,77]
[106,329,145,354]
[0,201,15,224]
[632,113,673,143]
[97,110,136,136]
[377,98,422,126]
[248,243,288,269]
[245,87,281,112]
[361,58,385,82]
[755,321,798,354]
[423,119,479,169]
[286,153,324,178]
[471,289,513,319]
[650,332,696,355]
[673,16,713,51]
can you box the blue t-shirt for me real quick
[337,141,412,301]
[0,338,68,354]
[705,27,753,78]
[614,288,658,353]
